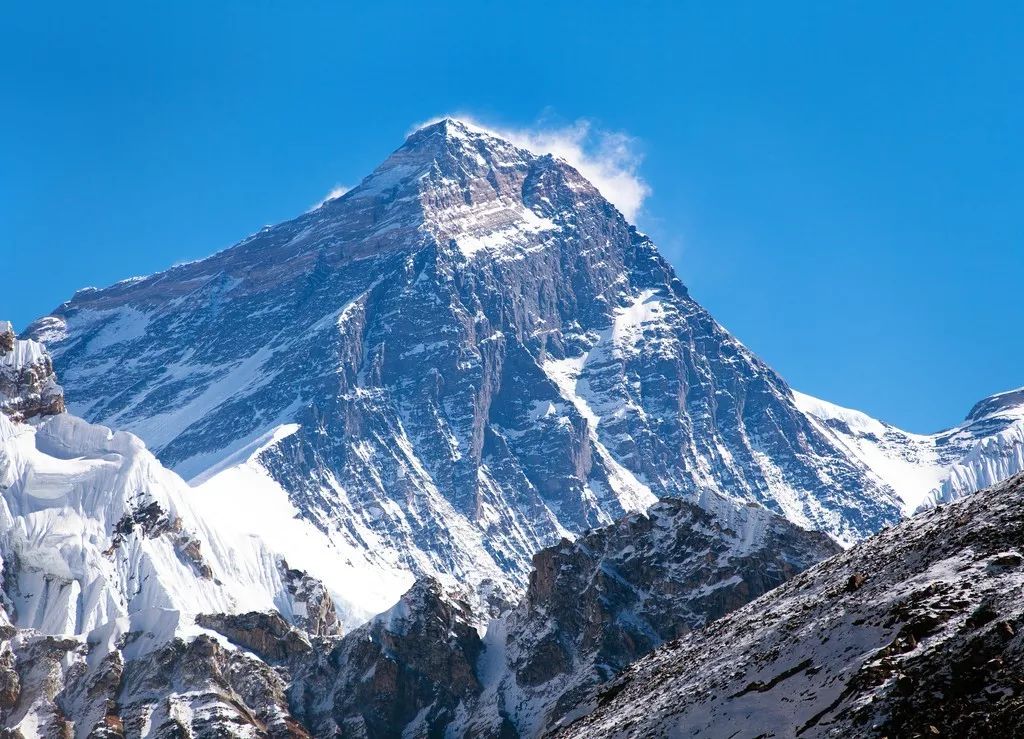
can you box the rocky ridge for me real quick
[559,473,1024,738]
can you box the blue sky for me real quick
[2,2,1021,432]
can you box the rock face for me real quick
[27,120,907,618]
[0,627,307,738]
[0,320,64,422]
[559,473,1024,738]
[460,492,840,736]
[290,578,485,738]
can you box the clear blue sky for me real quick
[2,2,1021,433]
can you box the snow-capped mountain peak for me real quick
[24,120,1015,624]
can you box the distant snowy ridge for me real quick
[794,387,1024,511]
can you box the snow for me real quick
[542,354,657,513]
[191,425,415,626]
[610,289,666,347]
[794,388,1024,513]
[0,410,395,656]
[441,202,558,258]
[0,336,47,368]
[81,308,151,353]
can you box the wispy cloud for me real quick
[412,114,651,222]
[309,185,350,212]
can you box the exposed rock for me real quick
[558,473,1024,738]
[115,634,307,738]
[196,611,312,663]
[280,563,342,637]
[291,577,484,737]
[847,572,868,592]
[0,321,64,423]
[28,120,908,624]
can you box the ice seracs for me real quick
[0,322,64,423]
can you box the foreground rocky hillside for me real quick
[560,473,1024,738]
[458,493,839,736]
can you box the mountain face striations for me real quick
[26,120,907,616]
[0,334,835,736]
[4,118,1024,737]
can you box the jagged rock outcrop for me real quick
[460,493,839,736]
[196,611,313,662]
[559,473,1024,738]
[0,626,309,738]
[0,321,64,423]
[289,577,484,737]
[280,563,343,637]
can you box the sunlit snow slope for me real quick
[795,388,1024,512]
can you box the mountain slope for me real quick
[26,120,905,609]
[460,493,840,736]
[0,326,838,737]
[795,388,1024,512]
[559,472,1024,738]
[0,330,347,733]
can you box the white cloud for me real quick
[309,185,350,212]
[411,115,651,222]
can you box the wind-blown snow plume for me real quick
[309,184,350,211]
[412,115,651,221]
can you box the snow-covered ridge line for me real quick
[24,117,1018,629]
[794,387,1024,512]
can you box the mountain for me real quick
[0,329,349,734]
[0,329,837,737]
[795,388,1024,511]
[558,472,1024,738]
[25,119,910,616]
